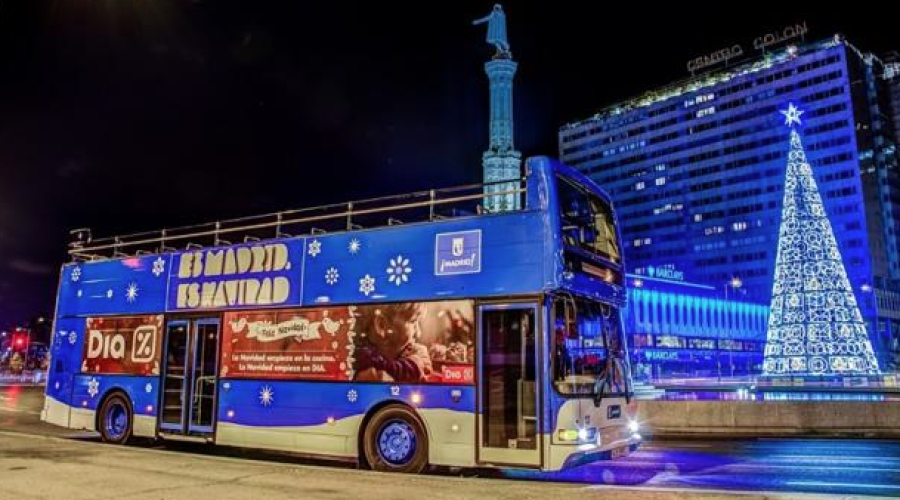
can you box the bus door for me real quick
[159,318,221,437]
[477,303,541,467]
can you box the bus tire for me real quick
[363,405,428,473]
[98,393,133,445]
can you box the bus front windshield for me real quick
[553,297,630,397]
[557,175,621,264]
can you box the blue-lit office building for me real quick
[624,274,769,382]
[560,36,900,379]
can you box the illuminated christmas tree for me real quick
[763,103,880,376]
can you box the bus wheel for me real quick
[363,405,428,473]
[98,394,132,445]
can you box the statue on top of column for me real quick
[472,4,510,57]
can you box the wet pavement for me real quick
[2,385,898,498]
[0,383,81,437]
[7,431,852,500]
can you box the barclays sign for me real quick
[646,264,685,282]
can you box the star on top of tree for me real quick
[780,102,804,128]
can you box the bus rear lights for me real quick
[145,405,154,414]
[81,401,88,407]
[226,410,235,419]
[410,393,422,405]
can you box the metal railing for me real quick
[68,177,527,261]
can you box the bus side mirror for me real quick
[592,375,606,408]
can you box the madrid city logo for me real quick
[435,230,482,276]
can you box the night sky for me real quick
[0,1,895,326]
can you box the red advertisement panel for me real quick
[82,315,164,375]
[221,300,475,384]
[221,307,354,380]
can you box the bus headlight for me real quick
[558,427,597,442]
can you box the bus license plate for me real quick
[610,446,628,459]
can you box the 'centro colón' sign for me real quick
[686,22,808,74]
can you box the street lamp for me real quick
[630,277,645,380]
[720,277,743,382]
[859,284,875,340]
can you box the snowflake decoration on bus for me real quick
[359,274,376,296]
[125,282,140,303]
[152,257,166,278]
[308,239,322,258]
[386,255,412,286]
[68,331,77,345]
[70,267,82,282]
[106,289,114,299]
[87,378,100,398]
[325,267,339,285]
[348,238,361,254]
[347,389,358,403]
[259,385,275,406]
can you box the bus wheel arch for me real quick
[359,402,429,473]
[95,389,134,445]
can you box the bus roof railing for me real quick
[68,177,527,262]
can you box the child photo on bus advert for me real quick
[352,303,433,383]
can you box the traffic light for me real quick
[11,332,29,352]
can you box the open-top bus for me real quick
[42,156,639,473]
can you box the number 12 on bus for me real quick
[42,157,641,473]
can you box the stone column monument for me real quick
[473,4,522,212]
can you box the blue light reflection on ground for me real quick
[654,391,894,402]
[503,449,736,486]
[501,438,900,497]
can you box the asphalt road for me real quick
[2,384,898,499]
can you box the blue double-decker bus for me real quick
[42,157,639,472]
